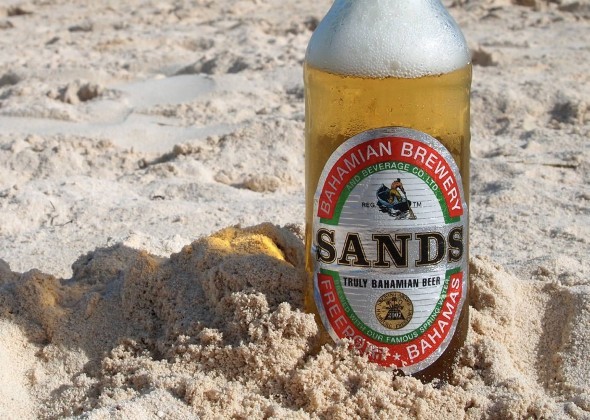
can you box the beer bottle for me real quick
[304,0,471,381]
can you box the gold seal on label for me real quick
[375,292,414,330]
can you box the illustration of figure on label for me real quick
[376,178,417,220]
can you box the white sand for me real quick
[0,0,588,418]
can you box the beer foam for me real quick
[306,0,471,78]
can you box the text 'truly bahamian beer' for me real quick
[304,0,472,381]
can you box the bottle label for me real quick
[312,127,468,374]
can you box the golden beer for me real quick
[304,0,472,381]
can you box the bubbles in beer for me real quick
[305,0,470,78]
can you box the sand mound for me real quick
[0,224,587,418]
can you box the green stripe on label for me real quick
[320,162,459,226]
[321,267,460,344]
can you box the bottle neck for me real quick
[306,0,469,78]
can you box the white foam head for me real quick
[306,0,471,78]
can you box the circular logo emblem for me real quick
[375,292,414,330]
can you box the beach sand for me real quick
[0,0,588,418]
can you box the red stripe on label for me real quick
[317,137,463,220]
[317,271,463,369]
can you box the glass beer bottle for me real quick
[304,0,471,381]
